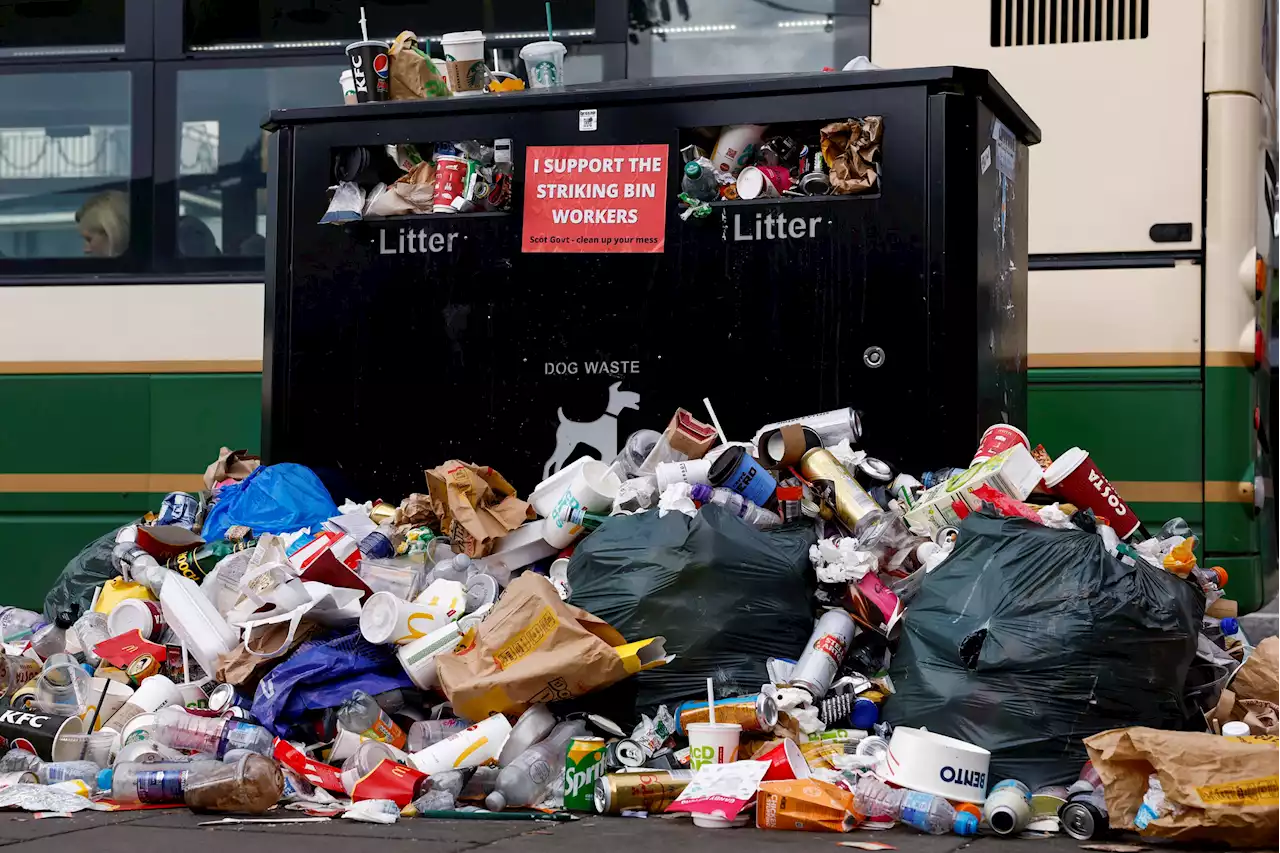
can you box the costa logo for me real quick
[1086,470,1128,515]
[373,53,390,78]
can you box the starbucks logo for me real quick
[532,59,559,87]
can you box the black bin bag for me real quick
[568,505,816,711]
[43,521,138,621]
[886,512,1204,789]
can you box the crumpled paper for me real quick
[657,482,699,517]
[819,116,882,195]
[204,447,261,490]
[1036,502,1075,529]
[424,461,532,557]
[763,683,823,734]
[809,537,876,584]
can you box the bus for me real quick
[871,0,1278,612]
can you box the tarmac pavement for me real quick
[0,809,1264,853]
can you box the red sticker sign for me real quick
[522,144,668,253]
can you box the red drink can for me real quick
[432,155,470,213]
[1043,447,1141,538]
[971,423,1029,466]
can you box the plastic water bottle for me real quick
[153,706,274,758]
[101,759,223,804]
[1220,617,1253,661]
[73,612,110,667]
[337,690,407,748]
[701,486,780,529]
[681,159,720,203]
[853,775,976,835]
[430,554,472,583]
[36,760,100,786]
[0,608,46,644]
[485,719,587,811]
[30,613,73,660]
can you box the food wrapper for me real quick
[667,760,771,822]
[756,778,862,832]
[424,460,533,557]
[204,447,261,490]
[1162,537,1197,576]
[391,161,437,213]
[435,572,670,720]
[389,31,450,100]
[1084,726,1279,847]
[819,117,882,195]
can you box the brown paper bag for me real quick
[436,573,669,720]
[204,447,261,489]
[1229,636,1279,703]
[1207,687,1279,736]
[389,31,450,100]
[215,619,323,691]
[1084,726,1279,847]
[425,461,533,557]
[820,116,883,195]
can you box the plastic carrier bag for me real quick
[203,463,338,542]
[886,511,1204,789]
[567,505,816,710]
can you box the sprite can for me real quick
[564,736,606,811]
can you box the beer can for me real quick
[564,736,606,811]
[603,738,646,771]
[799,448,884,534]
[156,492,199,529]
[1059,789,1110,840]
[207,683,252,716]
[788,609,857,699]
[674,694,778,734]
[594,770,695,814]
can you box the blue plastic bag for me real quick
[252,630,412,734]
[203,463,337,542]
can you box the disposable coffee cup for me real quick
[0,708,83,761]
[736,166,780,200]
[758,738,809,781]
[361,589,460,646]
[440,31,486,95]
[430,58,451,91]
[102,674,182,734]
[542,459,621,548]
[710,124,767,176]
[686,721,741,771]
[519,40,567,89]
[345,39,391,103]
[339,69,357,104]
[1043,447,1142,539]
[108,598,165,641]
[407,712,511,773]
[78,677,133,730]
[396,621,464,690]
[655,460,712,492]
[971,423,1030,467]
[433,154,470,213]
[330,727,410,763]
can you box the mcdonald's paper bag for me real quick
[436,573,670,720]
[425,461,533,558]
[1084,726,1279,847]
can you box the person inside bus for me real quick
[76,190,129,258]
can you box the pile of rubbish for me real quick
[0,408,1272,845]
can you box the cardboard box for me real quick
[905,444,1042,534]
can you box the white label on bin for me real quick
[980,145,992,175]
[578,109,598,132]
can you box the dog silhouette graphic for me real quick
[543,381,641,479]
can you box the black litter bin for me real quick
[264,68,1038,500]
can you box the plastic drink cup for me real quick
[686,722,741,770]
[758,738,809,781]
[1042,447,1142,538]
[519,40,567,89]
[971,423,1030,466]
[339,69,357,104]
[542,460,621,548]
[407,713,511,773]
[440,31,487,95]
[345,40,391,102]
[736,166,780,199]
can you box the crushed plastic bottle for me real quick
[337,690,407,749]
[0,608,46,645]
[72,612,110,667]
[30,613,73,660]
[485,719,587,811]
[853,774,977,835]
[36,760,100,787]
[153,706,273,758]
[1134,774,1176,829]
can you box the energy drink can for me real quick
[564,736,606,811]
[594,770,695,814]
[604,738,646,770]
[1059,789,1110,840]
[207,683,253,716]
[674,694,778,734]
[789,609,857,699]
[156,492,199,529]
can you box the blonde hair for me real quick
[76,190,130,257]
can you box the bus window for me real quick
[0,71,132,260]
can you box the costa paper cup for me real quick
[756,164,792,193]
[736,166,780,200]
[407,713,511,774]
[882,726,991,804]
[758,738,809,781]
[655,460,712,492]
[686,722,741,771]
[108,598,166,641]
[103,674,182,734]
[710,124,767,176]
[440,30,486,94]
[971,423,1030,466]
[542,460,621,548]
[1042,447,1142,538]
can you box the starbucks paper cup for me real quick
[407,713,511,773]
[441,30,486,94]
[339,69,357,104]
[686,722,741,771]
[542,460,621,548]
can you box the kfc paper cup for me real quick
[345,39,391,103]
[441,31,486,94]
[759,738,809,781]
[542,460,621,548]
[971,423,1030,467]
[407,713,511,773]
[687,722,741,771]
[1043,447,1141,539]
[736,166,780,200]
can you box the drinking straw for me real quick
[81,678,111,760]
[706,677,716,724]
[545,1,554,41]
[359,6,369,41]
[702,397,728,445]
